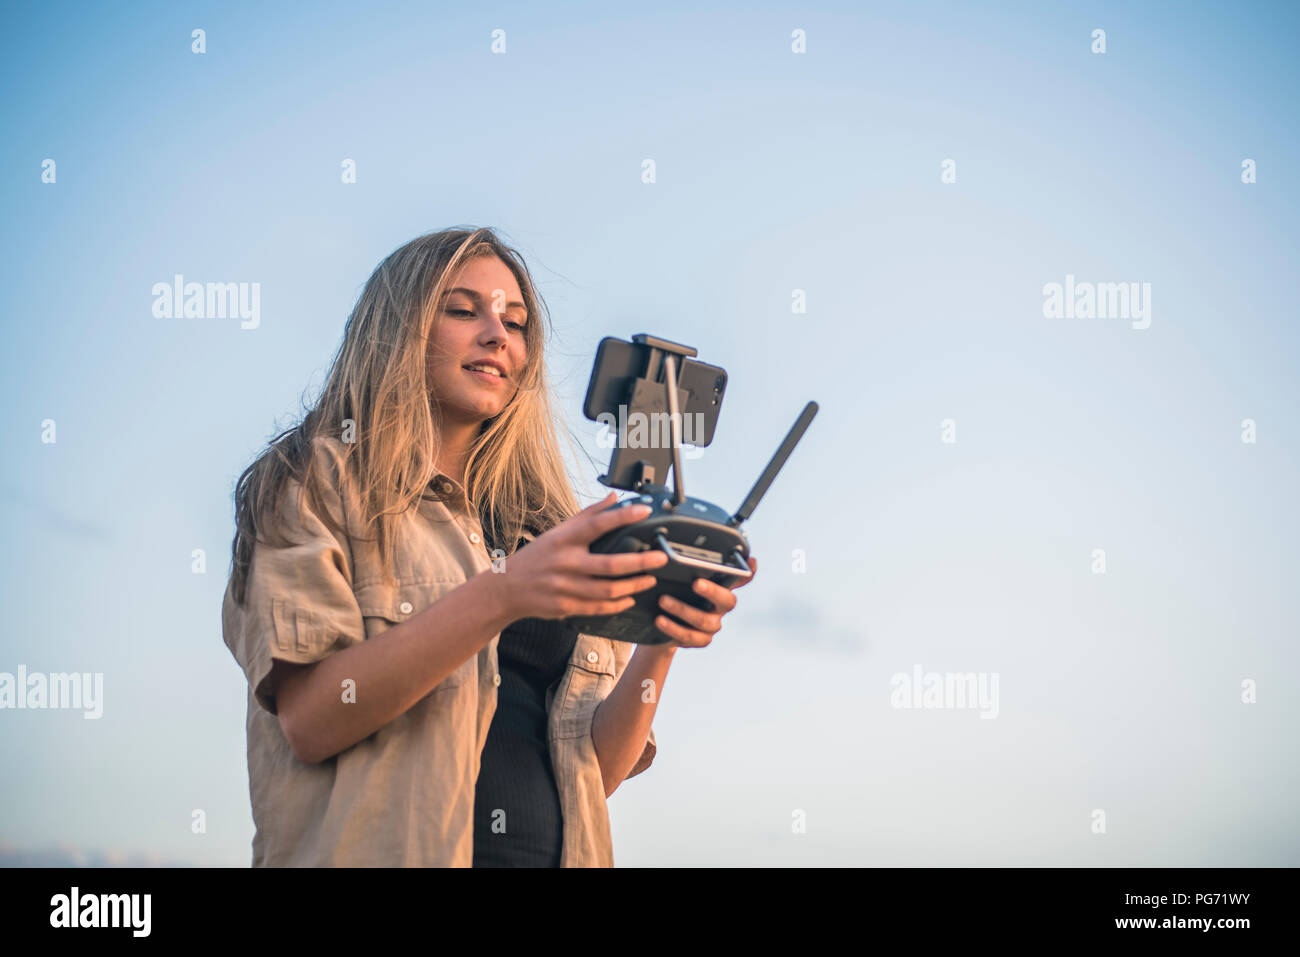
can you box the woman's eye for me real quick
[447,308,524,332]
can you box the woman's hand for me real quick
[652,555,757,648]
[497,491,670,621]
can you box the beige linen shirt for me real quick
[221,435,656,867]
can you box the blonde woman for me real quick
[221,227,756,867]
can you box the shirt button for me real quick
[469,532,481,543]
[493,674,501,687]
[398,601,413,615]
[586,651,599,664]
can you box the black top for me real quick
[472,536,578,867]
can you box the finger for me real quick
[572,490,617,517]
[658,593,723,632]
[559,498,653,546]
[653,613,712,649]
[553,492,621,538]
[584,499,655,541]
[545,492,619,546]
[690,579,738,612]
[578,548,670,578]
[558,573,660,601]
[566,595,638,618]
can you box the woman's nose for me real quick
[479,310,510,342]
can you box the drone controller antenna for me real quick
[663,354,687,507]
[728,401,819,527]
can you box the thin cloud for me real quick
[0,483,114,545]
[744,592,867,655]
[0,841,199,868]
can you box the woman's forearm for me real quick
[278,569,516,764]
[591,642,677,798]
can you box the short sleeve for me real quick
[221,453,365,716]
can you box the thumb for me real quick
[577,491,617,515]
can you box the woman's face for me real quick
[425,254,528,425]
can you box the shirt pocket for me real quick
[554,635,618,739]
[354,580,477,693]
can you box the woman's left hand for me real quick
[653,556,758,649]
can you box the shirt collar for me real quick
[424,474,540,546]
[424,473,470,513]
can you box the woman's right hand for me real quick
[497,491,669,622]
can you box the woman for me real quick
[220,227,755,867]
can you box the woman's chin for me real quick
[439,396,507,423]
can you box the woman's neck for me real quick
[436,420,483,486]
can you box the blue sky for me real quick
[1,0,1297,866]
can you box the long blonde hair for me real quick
[228,226,583,605]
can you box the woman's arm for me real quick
[591,643,676,798]
[275,569,516,764]
[277,495,667,765]
[592,564,758,796]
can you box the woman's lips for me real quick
[464,366,506,384]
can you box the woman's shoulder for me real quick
[267,434,360,538]
[307,433,351,474]
[300,434,361,500]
